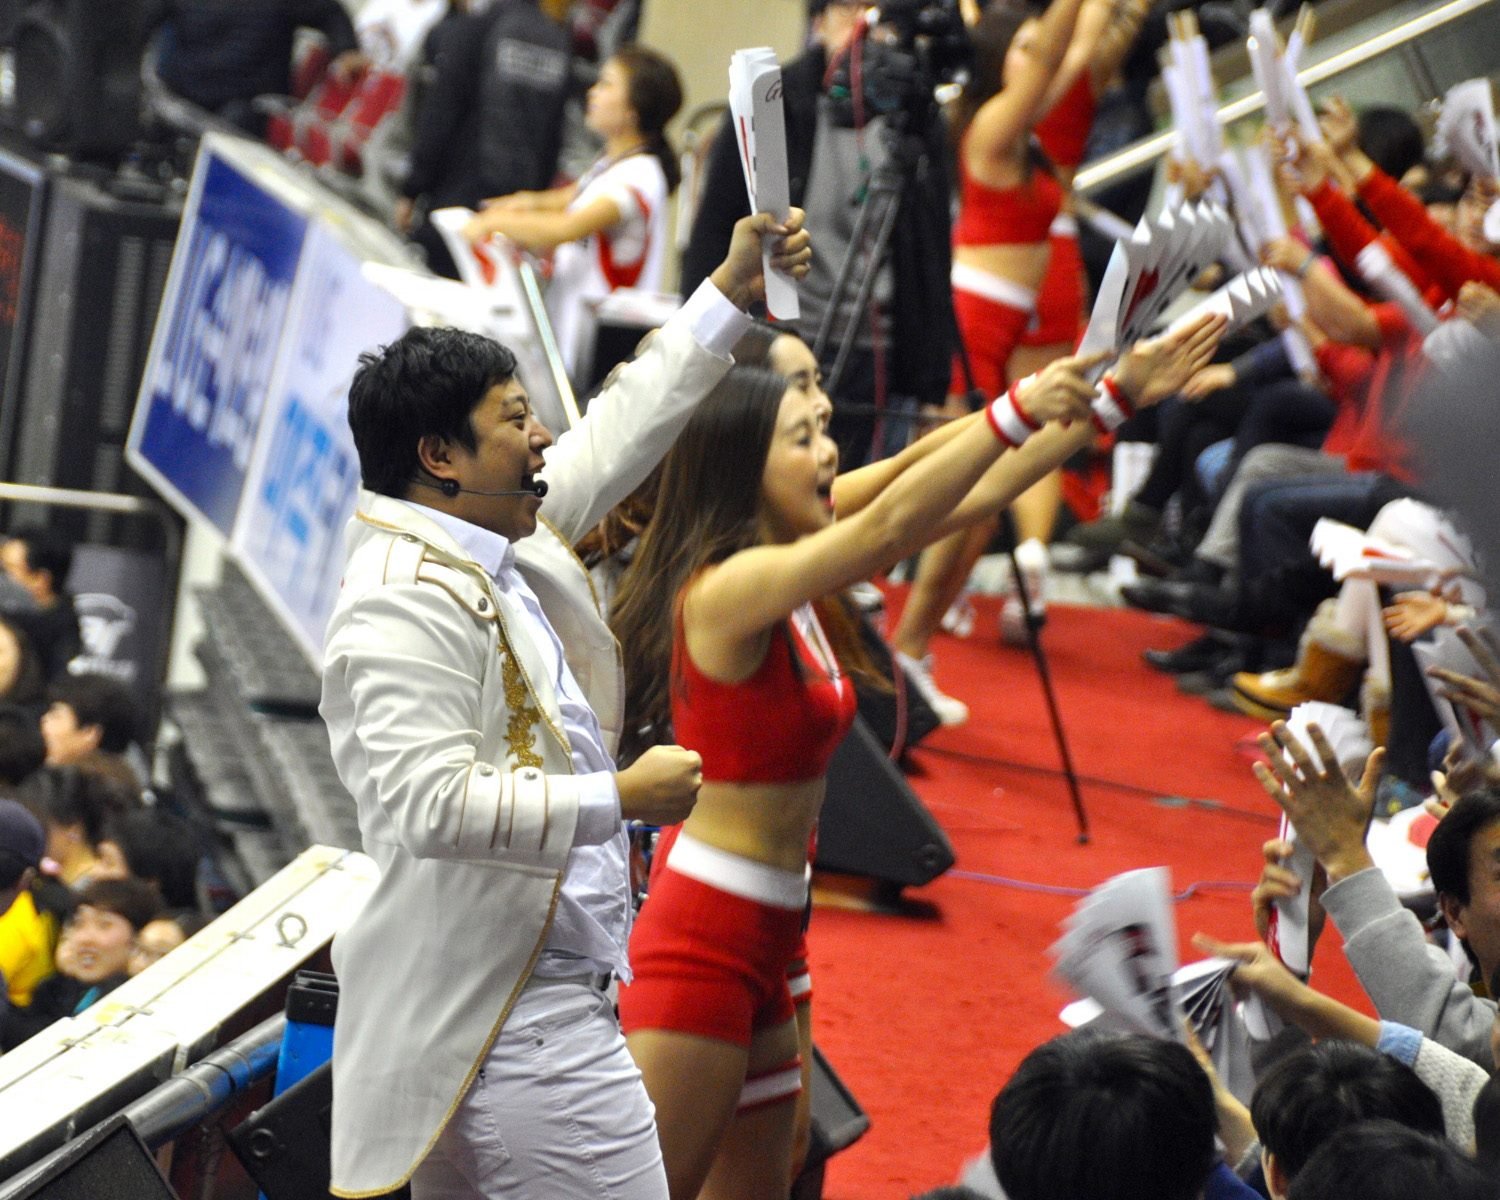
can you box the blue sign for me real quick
[130,150,308,535]
[233,225,407,658]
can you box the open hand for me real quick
[1253,722,1383,883]
[1113,312,1228,408]
[1383,589,1451,642]
[1180,362,1236,402]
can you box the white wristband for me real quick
[1090,375,1133,433]
[987,382,1038,448]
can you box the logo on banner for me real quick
[73,592,139,683]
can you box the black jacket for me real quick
[157,0,358,112]
[1,972,127,1051]
[680,44,955,407]
[403,0,571,208]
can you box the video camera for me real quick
[825,0,972,129]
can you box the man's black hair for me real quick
[1357,107,1425,184]
[989,1030,1216,1200]
[346,326,518,498]
[102,809,201,910]
[1427,785,1500,905]
[1287,1119,1498,1200]
[0,704,45,786]
[47,673,139,755]
[1250,1040,1444,1181]
[1473,1071,1500,1176]
[10,526,74,593]
[19,765,110,848]
[74,876,162,933]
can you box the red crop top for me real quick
[1035,74,1096,171]
[671,604,857,784]
[953,137,1065,248]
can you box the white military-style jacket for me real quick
[319,283,747,1197]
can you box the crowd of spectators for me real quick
[0,529,210,1055]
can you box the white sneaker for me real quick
[847,580,885,613]
[895,650,970,726]
[1003,539,1049,645]
[940,591,976,638]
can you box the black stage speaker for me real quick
[0,1115,177,1200]
[8,167,180,545]
[792,1042,870,1199]
[229,1061,411,1200]
[816,716,955,888]
[12,0,147,159]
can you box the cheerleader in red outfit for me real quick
[890,0,1085,704]
[610,355,1105,1200]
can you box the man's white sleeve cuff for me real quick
[573,770,623,845]
[678,278,753,361]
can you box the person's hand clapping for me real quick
[1112,312,1228,409]
[1253,722,1384,884]
[709,210,813,310]
[616,745,703,826]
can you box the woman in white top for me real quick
[465,45,683,379]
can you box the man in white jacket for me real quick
[320,210,810,1200]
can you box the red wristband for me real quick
[1102,374,1133,417]
[1009,382,1042,431]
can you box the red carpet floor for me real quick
[810,591,1375,1199]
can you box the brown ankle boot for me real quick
[1363,677,1390,749]
[1231,600,1365,720]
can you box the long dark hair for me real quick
[614,44,683,194]
[611,368,784,764]
[610,366,883,766]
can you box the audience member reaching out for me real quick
[1253,721,1500,1065]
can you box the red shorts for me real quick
[1019,230,1086,349]
[949,266,1036,399]
[619,829,807,1049]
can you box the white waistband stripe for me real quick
[665,833,808,910]
[951,262,1038,310]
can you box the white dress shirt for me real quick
[409,502,632,980]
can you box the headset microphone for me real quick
[421,477,549,500]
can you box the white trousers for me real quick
[411,977,668,1200]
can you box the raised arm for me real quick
[538,212,812,541]
[966,0,1087,169]
[1040,0,1147,111]
[837,312,1226,542]
[688,356,1104,643]
[1262,237,1382,349]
